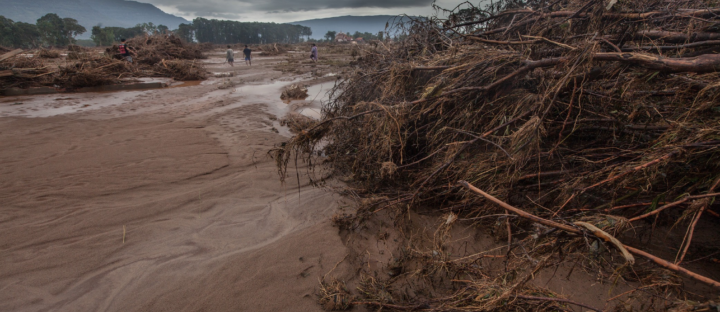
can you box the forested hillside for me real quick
[2,0,187,38]
[290,15,414,40]
[174,18,311,44]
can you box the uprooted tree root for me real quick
[272,0,720,310]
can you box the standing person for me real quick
[118,38,136,63]
[310,43,318,62]
[243,45,252,66]
[226,45,234,67]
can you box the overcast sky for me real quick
[142,0,478,23]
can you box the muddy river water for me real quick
[0,54,352,311]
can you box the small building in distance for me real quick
[355,37,364,43]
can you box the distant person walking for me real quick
[226,45,235,67]
[310,43,318,62]
[243,45,252,66]
[118,38,136,63]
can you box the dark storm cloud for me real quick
[148,0,434,18]
[256,0,434,11]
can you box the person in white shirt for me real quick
[226,45,234,67]
[310,43,318,62]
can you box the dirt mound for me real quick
[273,0,720,310]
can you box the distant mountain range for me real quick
[291,15,417,40]
[2,0,188,38]
[2,1,416,42]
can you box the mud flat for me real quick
[0,51,352,311]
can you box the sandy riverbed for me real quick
[0,52,353,311]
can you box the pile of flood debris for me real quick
[280,84,308,100]
[0,34,207,92]
[258,43,289,56]
[272,0,720,310]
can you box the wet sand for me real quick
[0,53,351,311]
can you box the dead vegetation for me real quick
[281,84,309,100]
[258,43,289,56]
[272,0,720,310]
[107,34,206,65]
[37,49,60,59]
[280,112,315,134]
[0,34,207,92]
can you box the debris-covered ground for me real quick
[273,0,720,310]
[0,34,207,92]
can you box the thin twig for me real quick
[628,193,719,222]
[515,295,603,312]
[458,180,720,288]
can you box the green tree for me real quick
[324,31,336,42]
[190,18,311,44]
[157,24,169,34]
[175,23,195,42]
[112,25,145,41]
[91,25,114,46]
[14,22,41,48]
[0,16,16,47]
[37,13,66,46]
[139,22,157,35]
[62,17,86,43]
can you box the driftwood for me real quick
[635,30,720,43]
[593,52,720,73]
[458,180,720,288]
[0,49,23,62]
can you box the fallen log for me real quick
[622,40,720,52]
[593,52,720,73]
[0,49,23,62]
[458,180,720,288]
[635,30,720,43]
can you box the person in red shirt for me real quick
[118,39,137,63]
